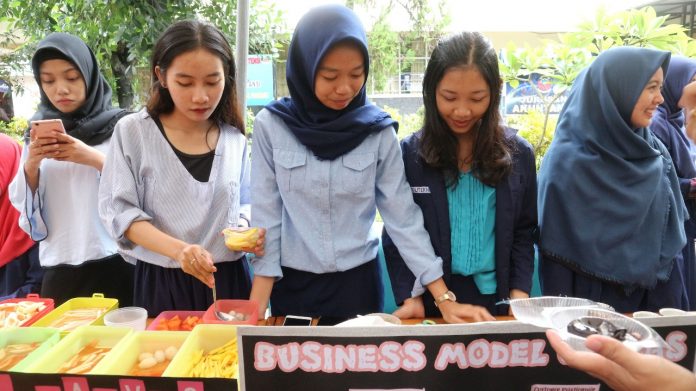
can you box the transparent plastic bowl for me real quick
[103,307,148,331]
[549,307,659,352]
[508,296,613,328]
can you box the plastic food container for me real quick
[103,307,148,330]
[91,330,189,376]
[162,324,238,379]
[0,294,54,328]
[25,325,132,374]
[202,299,258,326]
[508,296,613,328]
[549,307,662,352]
[0,327,60,372]
[31,293,118,333]
[222,227,260,251]
[147,310,205,331]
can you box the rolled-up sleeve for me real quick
[249,111,283,278]
[375,128,443,297]
[9,146,48,241]
[98,121,152,249]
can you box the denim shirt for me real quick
[250,109,443,296]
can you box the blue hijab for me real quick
[266,5,397,160]
[538,46,687,289]
[651,55,696,180]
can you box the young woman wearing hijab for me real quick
[99,20,264,316]
[0,133,42,299]
[9,32,132,306]
[382,32,537,320]
[650,55,696,310]
[249,5,490,324]
[538,47,688,313]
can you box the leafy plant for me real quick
[0,116,28,144]
[506,110,556,170]
[500,6,693,161]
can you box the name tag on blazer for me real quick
[411,186,431,194]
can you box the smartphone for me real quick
[282,315,313,326]
[31,119,66,139]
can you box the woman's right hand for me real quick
[176,244,217,288]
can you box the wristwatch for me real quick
[434,290,457,307]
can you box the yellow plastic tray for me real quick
[31,293,118,333]
[91,330,189,376]
[162,324,238,378]
[25,325,132,374]
[0,327,60,372]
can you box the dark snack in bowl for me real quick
[567,316,641,341]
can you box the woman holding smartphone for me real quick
[9,32,133,306]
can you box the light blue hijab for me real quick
[538,46,687,289]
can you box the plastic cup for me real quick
[103,307,148,330]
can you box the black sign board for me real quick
[238,317,696,391]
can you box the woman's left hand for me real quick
[241,228,267,257]
[52,132,105,170]
[508,288,529,316]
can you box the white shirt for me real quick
[9,138,119,268]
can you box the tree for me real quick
[499,6,694,156]
[0,0,288,109]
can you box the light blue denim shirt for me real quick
[250,109,443,296]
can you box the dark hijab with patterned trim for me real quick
[28,32,128,146]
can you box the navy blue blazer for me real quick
[382,129,537,316]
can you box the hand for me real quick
[546,329,696,391]
[393,296,425,319]
[438,300,496,323]
[240,228,266,257]
[508,288,529,316]
[51,132,105,170]
[25,129,61,173]
[176,244,217,288]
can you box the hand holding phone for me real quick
[31,119,66,140]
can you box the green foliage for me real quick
[506,111,556,170]
[0,0,288,109]
[0,116,28,144]
[382,105,424,140]
[500,6,693,160]
[367,7,400,92]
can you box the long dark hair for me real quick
[421,31,511,187]
[146,19,244,133]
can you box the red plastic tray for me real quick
[0,294,55,327]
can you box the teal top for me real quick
[447,171,497,294]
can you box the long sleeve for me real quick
[249,112,284,278]
[376,129,443,297]
[98,120,152,249]
[8,145,48,241]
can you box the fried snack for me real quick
[0,343,40,370]
[222,228,260,251]
[57,340,111,374]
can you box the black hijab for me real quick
[29,32,127,146]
